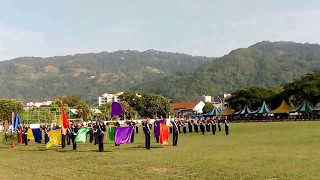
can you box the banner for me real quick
[114,126,134,145]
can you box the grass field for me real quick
[0,121,320,180]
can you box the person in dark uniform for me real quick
[153,117,159,143]
[24,124,29,145]
[88,123,94,143]
[225,118,229,135]
[71,122,79,150]
[177,119,181,133]
[97,120,106,152]
[143,118,152,150]
[114,118,120,146]
[21,125,25,144]
[93,123,98,145]
[172,118,179,146]
[136,120,139,134]
[44,124,49,144]
[194,119,199,133]
[67,126,71,145]
[61,132,66,148]
[182,120,187,134]
[200,118,205,135]
[188,119,193,133]
[218,118,222,132]
[16,125,21,143]
[127,118,136,143]
[206,118,211,132]
[211,118,216,135]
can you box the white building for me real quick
[171,101,205,117]
[27,100,52,107]
[97,92,124,106]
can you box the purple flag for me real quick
[115,126,134,144]
[111,102,124,118]
[154,119,165,138]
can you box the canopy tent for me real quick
[203,106,221,116]
[290,100,315,113]
[218,106,235,116]
[251,101,271,114]
[189,114,202,118]
[270,100,291,114]
[234,106,253,115]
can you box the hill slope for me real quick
[0,50,213,103]
[132,41,320,102]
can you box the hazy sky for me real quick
[0,0,320,60]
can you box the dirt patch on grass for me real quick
[150,167,169,173]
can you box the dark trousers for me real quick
[188,125,192,133]
[178,127,181,133]
[94,133,98,145]
[145,132,150,149]
[218,124,221,131]
[183,127,187,134]
[200,125,205,135]
[61,135,66,148]
[155,136,159,143]
[131,131,135,143]
[67,134,71,145]
[24,134,28,145]
[225,125,229,135]
[170,127,172,133]
[98,134,104,152]
[72,135,77,150]
[17,133,20,143]
[89,131,93,143]
[45,134,49,144]
[207,125,210,132]
[136,126,139,134]
[212,124,216,135]
[173,131,178,146]
[22,134,25,143]
[194,125,198,133]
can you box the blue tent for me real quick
[203,106,221,116]
[234,106,253,115]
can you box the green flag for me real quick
[108,127,115,142]
[75,127,91,143]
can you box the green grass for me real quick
[1,121,320,180]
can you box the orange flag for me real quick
[160,123,169,145]
[61,104,70,136]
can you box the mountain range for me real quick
[1,41,319,104]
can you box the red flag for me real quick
[61,104,69,136]
[160,123,169,145]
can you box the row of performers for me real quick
[14,117,229,151]
[168,117,230,136]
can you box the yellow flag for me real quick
[27,129,34,139]
[56,116,62,126]
[46,129,62,149]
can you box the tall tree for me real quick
[0,99,24,130]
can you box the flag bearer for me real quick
[114,118,121,146]
[154,117,159,143]
[129,118,136,143]
[24,124,29,145]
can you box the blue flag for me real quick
[13,113,20,132]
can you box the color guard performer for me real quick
[225,118,229,135]
[143,118,152,150]
[172,118,179,146]
[154,117,159,143]
[114,118,120,146]
[71,122,79,150]
[97,120,106,152]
